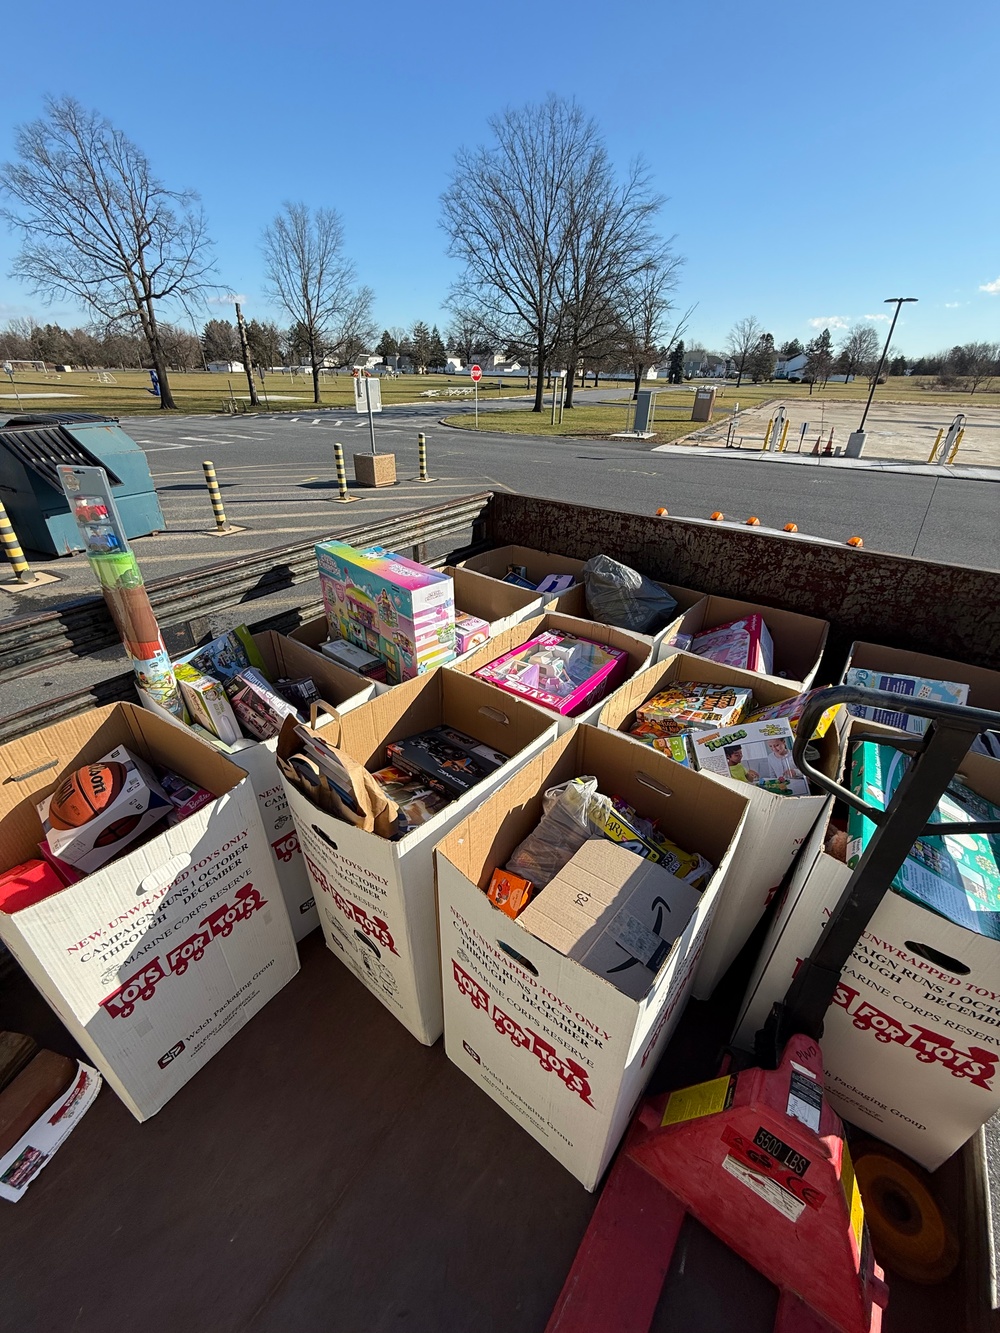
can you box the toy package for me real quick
[633,682,754,737]
[473,630,630,717]
[690,615,774,675]
[320,638,387,681]
[844,667,969,734]
[454,612,490,655]
[848,741,1000,939]
[691,718,809,796]
[316,541,455,683]
[535,573,576,596]
[158,768,215,822]
[627,730,697,767]
[230,668,301,741]
[386,725,509,798]
[746,688,841,738]
[175,663,242,746]
[486,867,536,919]
[177,625,265,685]
[370,764,449,833]
[586,795,713,885]
[275,677,321,711]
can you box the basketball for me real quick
[93,814,143,847]
[48,762,127,830]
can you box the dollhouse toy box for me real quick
[472,630,629,717]
[315,542,456,684]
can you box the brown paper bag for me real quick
[276,709,400,839]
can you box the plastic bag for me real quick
[506,777,603,889]
[583,554,679,634]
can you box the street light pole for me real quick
[846,297,917,458]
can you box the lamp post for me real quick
[847,296,917,456]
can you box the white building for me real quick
[206,360,244,373]
[774,353,808,380]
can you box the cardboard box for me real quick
[598,653,838,999]
[449,613,653,734]
[278,669,558,1045]
[459,544,586,589]
[843,641,1000,723]
[444,565,551,643]
[660,596,830,689]
[0,703,299,1121]
[435,725,750,1189]
[316,542,455,682]
[734,731,1000,1170]
[553,579,706,659]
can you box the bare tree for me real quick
[956,341,1000,394]
[441,96,600,412]
[330,284,377,368]
[725,316,764,388]
[445,304,491,369]
[618,250,691,398]
[261,202,371,403]
[0,97,216,409]
[559,154,671,408]
[837,324,881,383]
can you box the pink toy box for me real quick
[690,614,774,675]
[472,630,629,717]
[316,542,455,684]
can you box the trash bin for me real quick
[0,413,164,555]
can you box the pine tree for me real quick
[428,325,447,371]
[667,340,685,384]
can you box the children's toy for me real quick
[454,612,490,654]
[844,667,969,734]
[627,731,696,767]
[158,769,215,822]
[746,688,841,738]
[485,867,535,919]
[535,573,576,596]
[473,630,630,717]
[691,718,810,796]
[275,677,321,710]
[36,746,171,873]
[175,664,242,746]
[370,765,449,833]
[386,725,508,798]
[633,682,754,736]
[177,625,265,685]
[587,795,712,885]
[316,541,455,683]
[320,638,387,680]
[690,615,774,675]
[848,740,1000,938]
[230,667,301,740]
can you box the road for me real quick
[1,400,997,618]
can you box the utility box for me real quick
[0,414,164,556]
[633,389,657,434]
[691,387,716,422]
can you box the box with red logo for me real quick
[734,727,1000,1170]
[0,703,298,1122]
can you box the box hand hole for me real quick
[311,824,338,852]
[498,940,539,975]
[903,940,971,975]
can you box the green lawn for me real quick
[0,368,530,417]
[444,397,709,443]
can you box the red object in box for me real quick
[0,860,68,914]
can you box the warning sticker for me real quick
[787,1068,823,1134]
[661,1075,734,1127]
[839,1141,866,1254]
[721,1154,806,1224]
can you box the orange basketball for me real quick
[48,762,127,830]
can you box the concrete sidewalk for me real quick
[651,438,1000,482]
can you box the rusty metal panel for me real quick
[483,494,1000,669]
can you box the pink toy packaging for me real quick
[690,614,775,675]
[472,630,629,717]
[316,541,455,684]
[454,612,491,655]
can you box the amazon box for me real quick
[663,596,829,689]
[435,724,749,1190]
[734,730,1000,1171]
[599,652,839,999]
[278,669,557,1045]
[0,703,298,1122]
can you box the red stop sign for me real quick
[470,364,482,382]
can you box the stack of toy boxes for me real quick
[315,542,456,685]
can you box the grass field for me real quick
[0,368,531,417]
[443,376,996,441]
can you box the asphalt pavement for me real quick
[1,399,998,620]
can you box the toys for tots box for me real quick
[459,544,586,589]
[449,612,652,735]
[734,745,1000,1171]
[316,541,456,683]
[663,595,829,689]
[435,725,749,1190]
[0,704,298,1121]
[443,565,554,646]
[599,652,839,1000]
[277,669,558,1045]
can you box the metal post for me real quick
[333,442,358,503]
[550,378,558,425]
[202,461,231,532]
[858,296,917,433]
[474,378,479,429]
[417,431,434,483]
[798,422,808,452]
[0,499,34,584]
[365,378,377,454]
[946,428,965,465]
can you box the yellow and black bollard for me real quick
[333,443,359,503]
[202,461,231,533]
[0,500,34,584]
[415,431,435,483]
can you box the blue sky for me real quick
[0,0,997,357]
